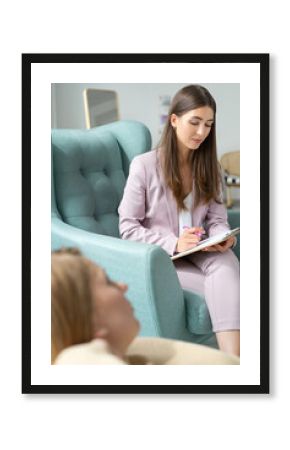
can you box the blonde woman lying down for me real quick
[52,248,239,365]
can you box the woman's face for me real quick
[91,268,140,356]
[171,106,214,152]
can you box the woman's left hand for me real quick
[202,236,236,253]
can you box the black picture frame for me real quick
[22,53,269,394]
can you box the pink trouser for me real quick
[174,249,240,333]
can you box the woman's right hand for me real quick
[176,227,205,253]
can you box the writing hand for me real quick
[176,227,205,253]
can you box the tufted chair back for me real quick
[52,120,152,237]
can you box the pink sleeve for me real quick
[118,157,178,256]
[205,196,230,237]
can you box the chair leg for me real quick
[226,187,233,208]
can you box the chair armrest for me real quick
[52,218,194,341]
[227,209,240,260]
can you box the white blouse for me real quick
[178,192,193,236]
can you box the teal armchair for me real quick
[52,120,239,347]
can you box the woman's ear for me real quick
[94,327,108,339]
[170,113,178,128]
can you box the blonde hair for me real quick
[51,248,103,363]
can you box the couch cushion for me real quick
[52,129,126,237]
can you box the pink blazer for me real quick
[118,150,230,256]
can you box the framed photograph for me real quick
[22,53,269,394]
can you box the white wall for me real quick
[52,83,240,158]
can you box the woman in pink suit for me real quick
[118,85,240,356]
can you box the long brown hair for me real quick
[158,84,222,210]
[51,248,102,363]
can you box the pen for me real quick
[182,226,203,237]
